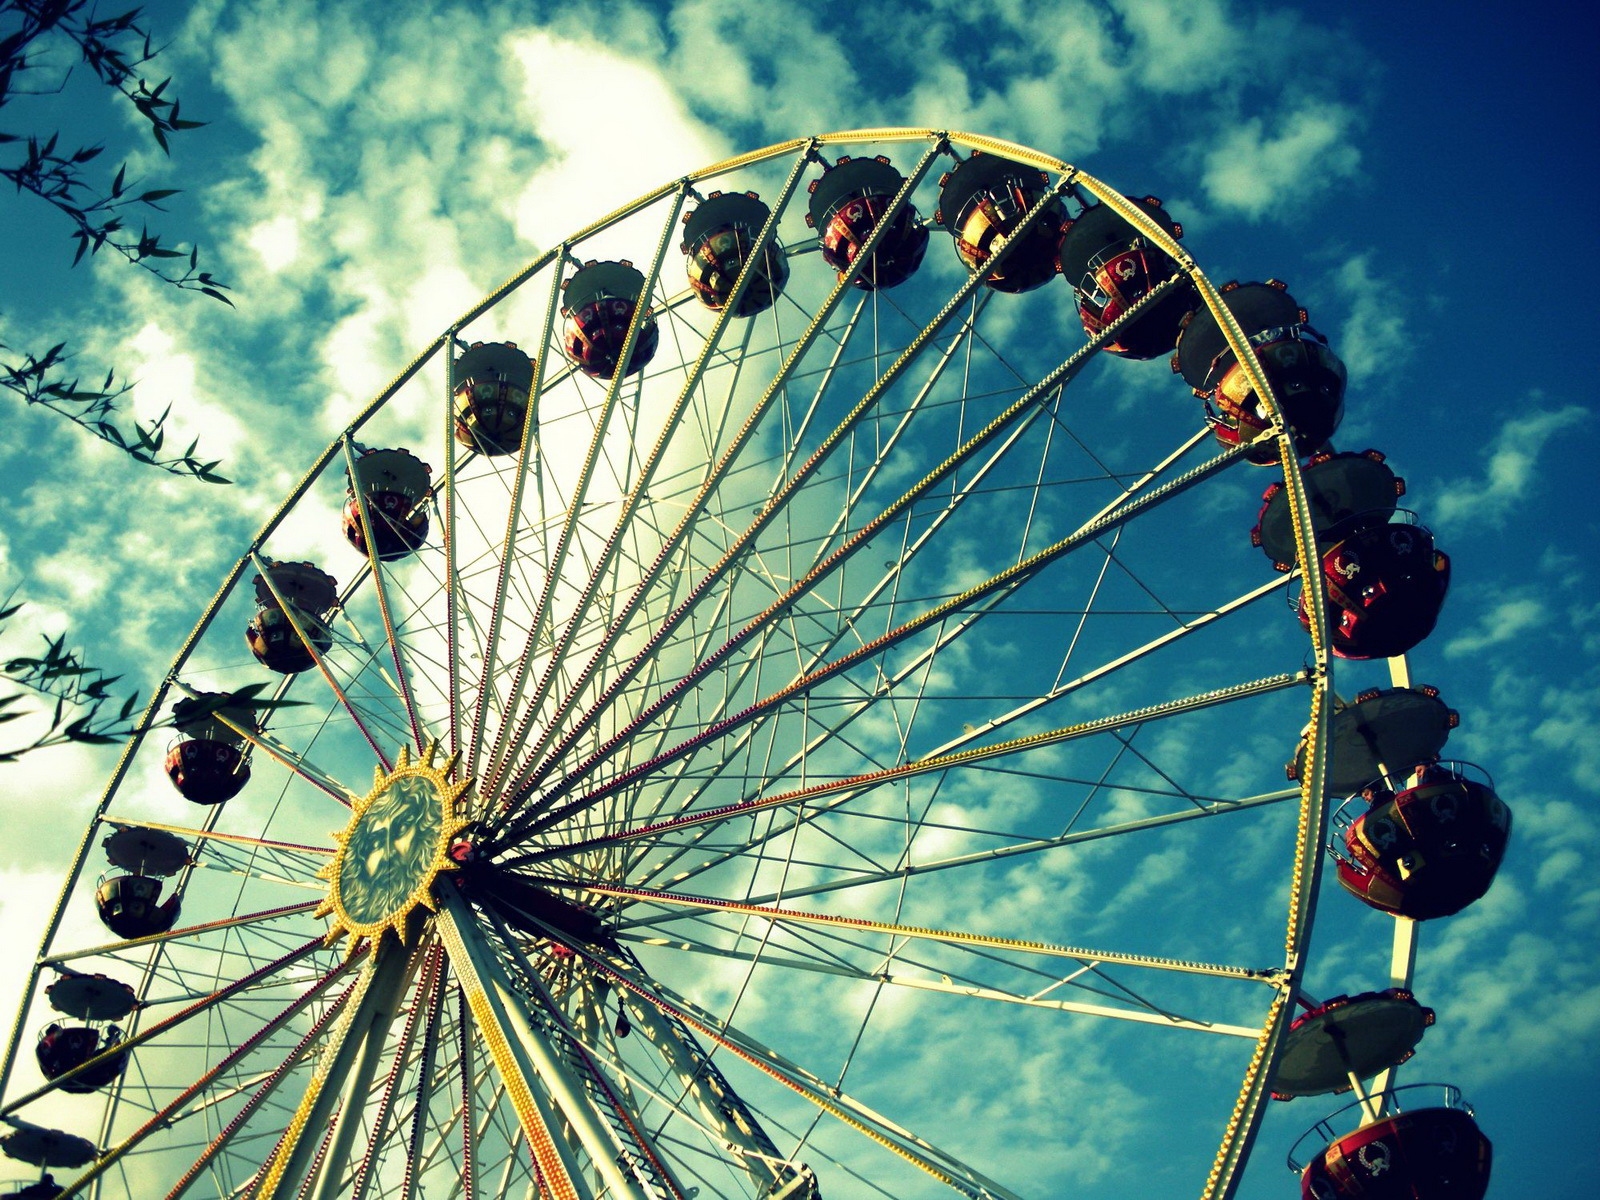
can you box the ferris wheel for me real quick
[0,130,1506,1200]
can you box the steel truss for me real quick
[1,130,1341,1200]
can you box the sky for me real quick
[1,0,1597,1197]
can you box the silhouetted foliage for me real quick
[0,597,304,762]
[2,2,242,761]
[1,0,232,481]
[0,338,231,479]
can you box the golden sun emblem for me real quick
[316,741,472,956]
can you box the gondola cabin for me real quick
[1331,762,1511,920]
[2,1178,65,1198]
[34,975,135,1094]
[1286,685,1458,797]
[1298,516,1450,660]
[95,826,190,937]
[163,690,254,804]
[682,191,790,317]
[935,151,1065,294]
[452,341,535,455]
[95,873,178,940]
[1056,196,1196,358]
[1252,450,1405,571]
[562,260,661,380]
[805,155,929,290]
[343,446,431,561]
[1173,280,1345,463]
[245,560,337,675]
[0,1125,95,1200]
[1294,1086,1491,1200]
[34,1024,126,1094]
[1272,989,1434,1101]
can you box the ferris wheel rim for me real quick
[1,127,1340,1200]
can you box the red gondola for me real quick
[0,1123,95,1200]
[95,826,189,936]
[342,446,431,561]
[1330,762,1511,920]
[2,1178,65,1198]
[34,975,136,1094]
[682,191,790,317]
[1291,1085,1491,1200]
[1298,515,1450,660]
[562,260,660,380]
[163,691,253,804]
[935,151,1065,294]
[245,560,337,675]
[806,155,929,291]
[452,341,535,455]
[1056,196,1196,358]
[34,1024,126,1094]
[1173,280,1345,463]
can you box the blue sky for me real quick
[1,1,1596,1196]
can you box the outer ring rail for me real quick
[1049,169,1334,1200]
[2,128,1335,1200]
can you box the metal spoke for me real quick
[2,936,334,1119]
[345,944,446,1200]
[41,902,322,968]
[581,945,1025,1200]
[620,931,1267,1037]
[517,672,1303,869]
[249,550,393,773]
[493,142,946,807]
[434,889,601,1200]
[476,186,691,795]
[11,130,1356,1200]
[714,788,1298,910]
[465,262,571,785]
[495,156,1073,829]
[546,879,1278,983]
[522,270,1186,817]
[343,436,429,755]
[55,963,359,1200]
[514,513,1275,842]
[172,679,358,806]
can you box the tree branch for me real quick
[1,0,231,297]
[0,336,231,481]
[0,600,305,762]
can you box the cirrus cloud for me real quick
[1201,104,1362,219]
[1433,402,1588,529]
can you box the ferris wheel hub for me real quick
[316,741,472,955]
[456,863,611,949]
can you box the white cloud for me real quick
[894,5,1125,157]
[1443,596,1546,658]
[123,319,249,461]
[1330,252,1408,386]
[1201,104,1361,219]
[507,28,728,250]
[1433,402,1587,529]
[1422,915,1600,1084]
[245,214,302,272]
[662,0,861,134]
[1530,681,1600,782]
[1110,0,1240,93]
[1536,846,1582,890]
[1575,601,1600,656]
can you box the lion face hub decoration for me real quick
[317,742,471,953]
